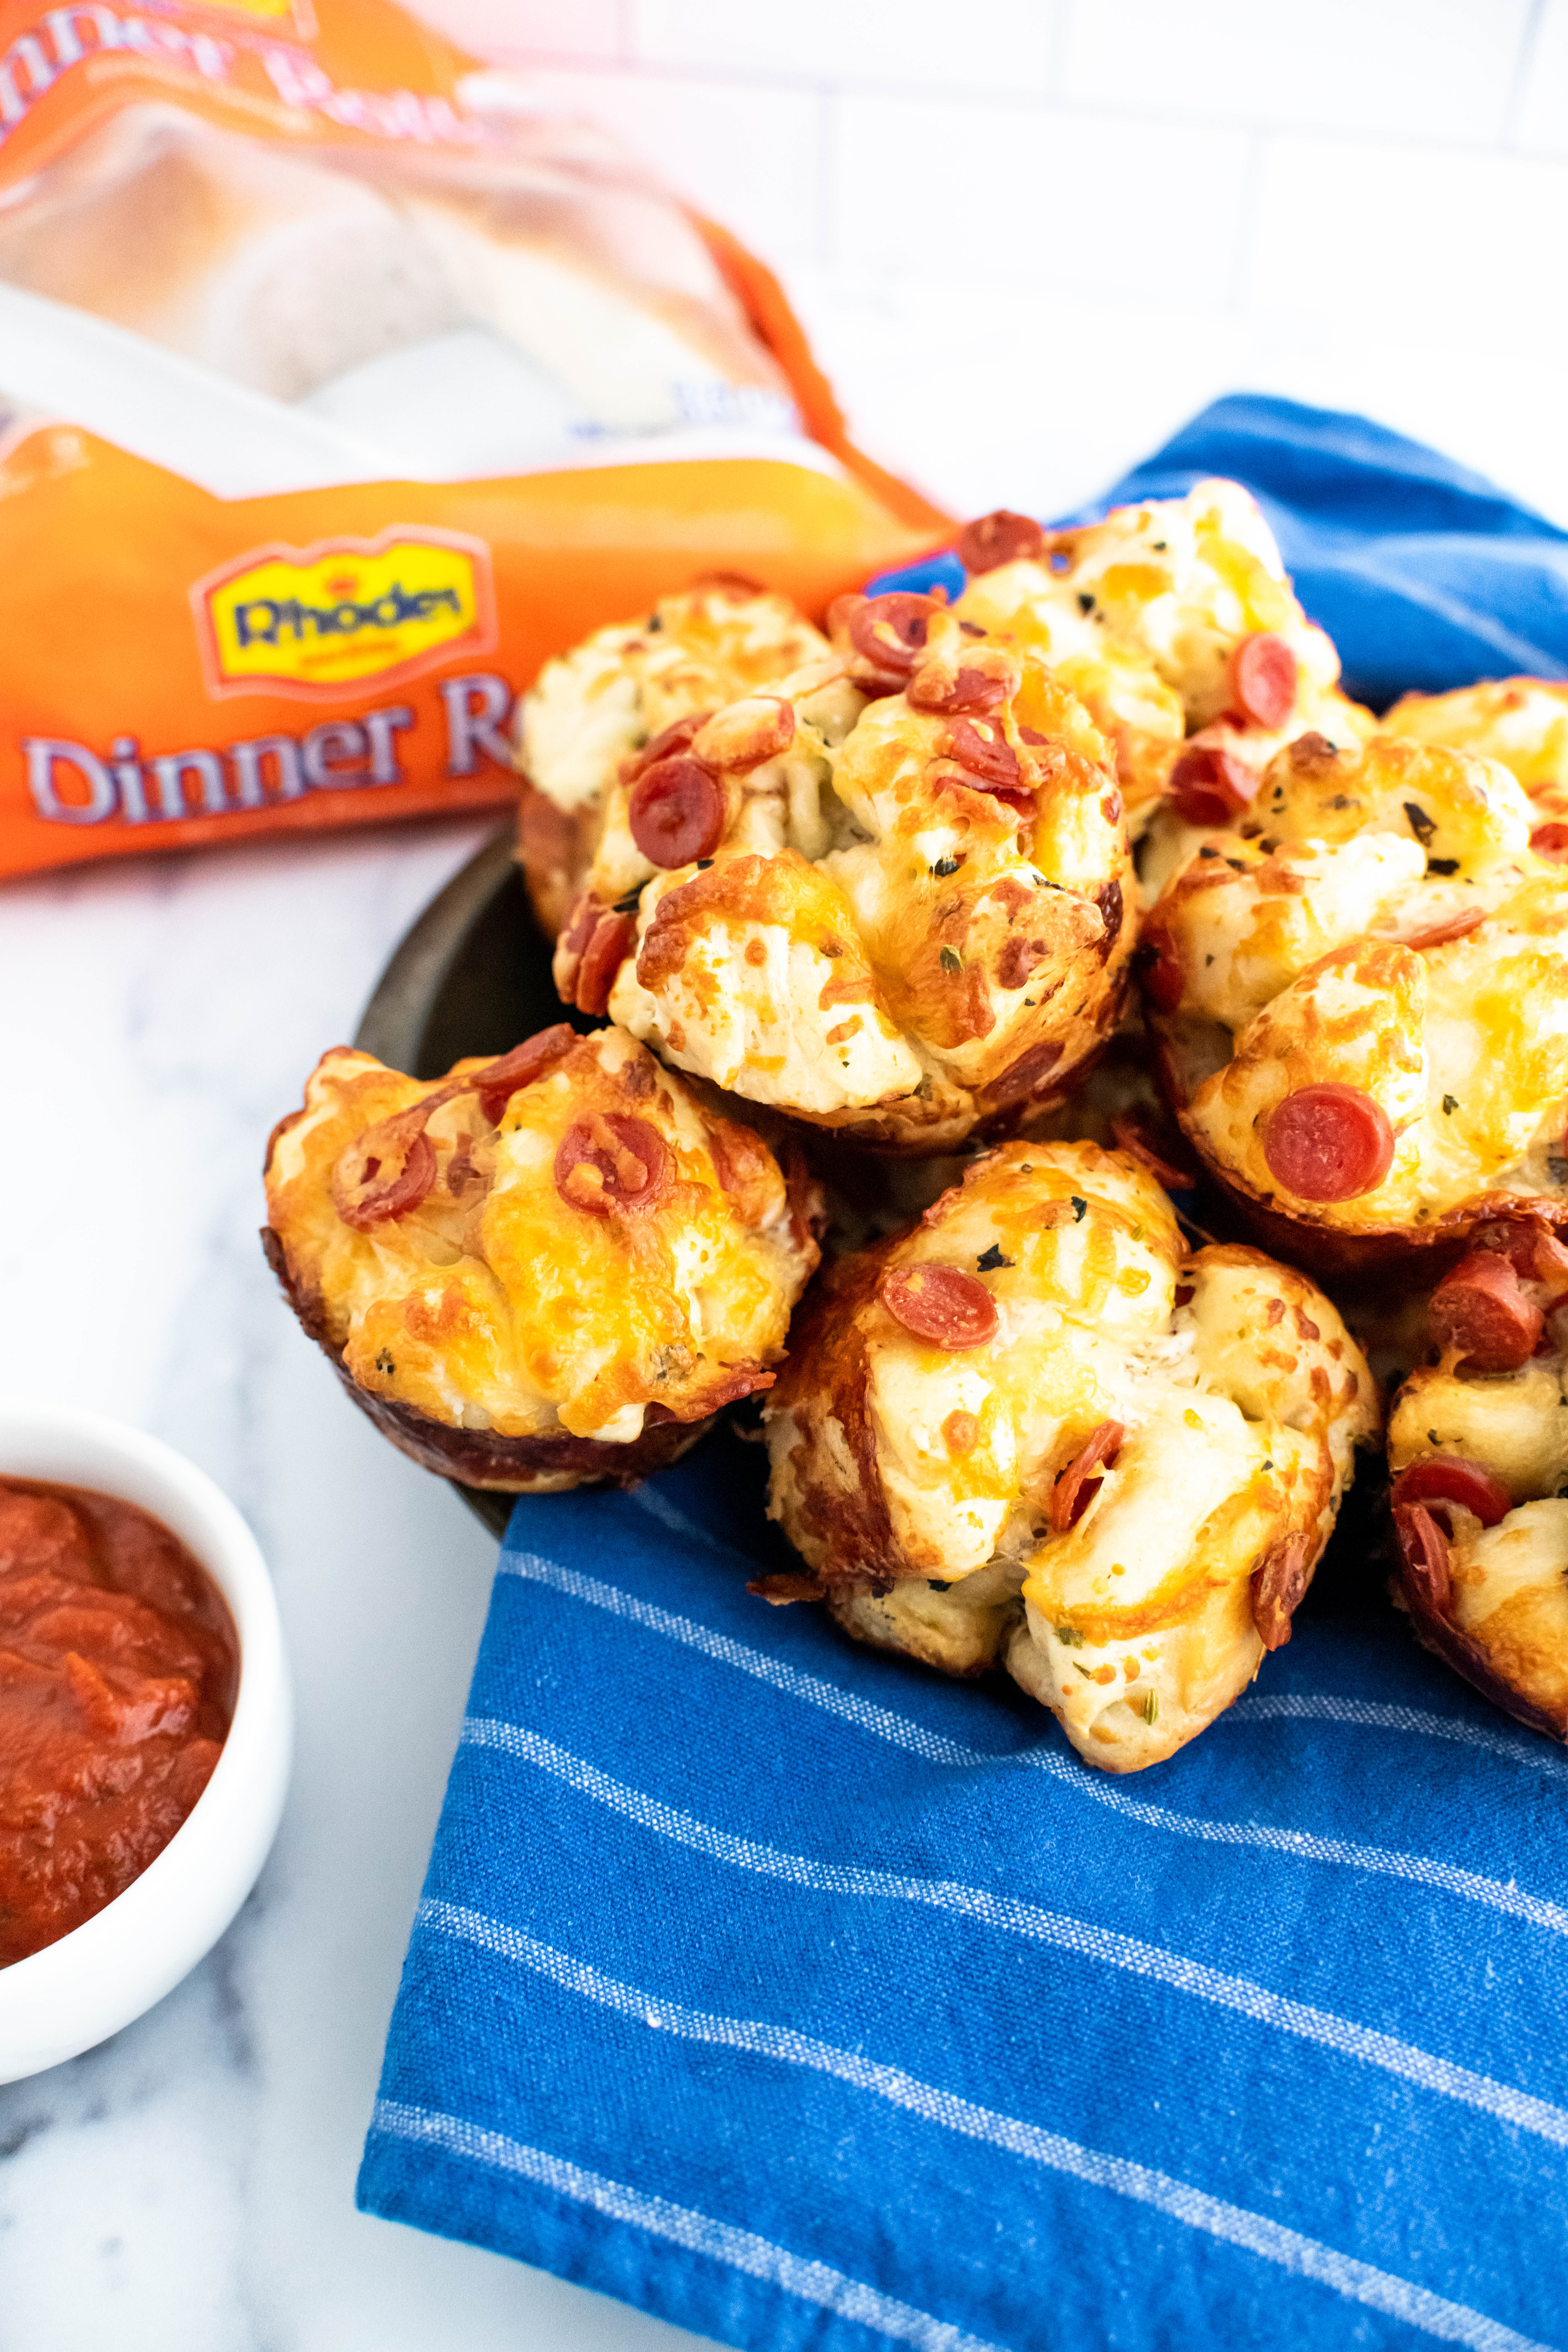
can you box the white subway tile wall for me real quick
[414,0,1568,528]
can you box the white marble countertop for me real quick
[0,819,707,2352]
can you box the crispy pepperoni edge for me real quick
[1391,1500,1568,1744]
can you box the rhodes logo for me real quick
[192,528,496,701]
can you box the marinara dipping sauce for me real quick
[0,1476,238,1967]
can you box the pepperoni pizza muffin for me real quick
[762,1141,1376,1773]
[1381,677,1568,852]
[263,1024,819,1492]
[952,482,1368,838]
[516,577,828,936]
[1387,1218,1568,1741]
[1140,727,1568,1275]
[553,601,1136,1154]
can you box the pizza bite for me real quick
[1141,728,1568,1273]
[553,601,1136,1153]
[1387,1217,1568,1741]
[515,577,828,935]
[952,483,1367,839]
[1381,677,1568,855]
[263,1024,819,1491]
[762,1141,1376,1772]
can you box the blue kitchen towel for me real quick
[870,390,1568,709]
[359,1437,1568,2352]
[360,397,1568,2351]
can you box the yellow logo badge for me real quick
[192,528,496,701]
[190,0,315,23]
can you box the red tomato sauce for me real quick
[0,1476,238,1967]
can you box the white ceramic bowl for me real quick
[0,1407,292,2082]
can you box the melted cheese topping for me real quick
[585,611,1133,1147]
[959,479,1340,732]
[1153,733,1568,1232]
[1382,679,1568,819]
[518,583,828,817]
[266,1030,815,1444]
[767,1142,1375,1773]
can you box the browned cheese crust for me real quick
[263,1024,820,1493]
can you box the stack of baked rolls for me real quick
[263,1024,820,1492]
[264,477,1568,1769]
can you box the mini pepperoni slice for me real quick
[628,756,725,868]
[625,710,713,782]
[944,717,1024,793]
[1135,919,1186,1016]
[1531,821,1568,860]
[825,591,865,644]
[1262,1084,1395,1202]
[1050,1420,1124,1533]
[906,663,1008,715]
[1110,1109,1199,1191]
[1229,632,1298,730]
[1491,1220,1568,1300]
[1390,1457,1513,1530]
[332,1108,438,1231]
[1250,1532,1310,1651]
[1430,1251,1544,1372]
[1402,906,1485,952]
[473,1025,577,1124]
[1394,1501,1452,1616]
[1166,744,1257,827]
[554,1114,671,1215]
[879,1261,999,1349]
[559,891,599,958]
[956,510,1046,575]
[696,696,795,771]
[848,593,938,681]
[571,912,635,1016]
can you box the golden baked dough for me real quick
[1382,677,1568,833]
[1142,729,1568,1269]
[555,603,1136,1153]
[263,1024,819,1491]
[1388,1223,1568,1739]
[763,1141,1376,1772]
[515,578,829,934]
[954,481,1363,838]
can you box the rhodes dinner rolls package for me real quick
[0,0,944,881]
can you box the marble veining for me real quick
[0,820,707,2351]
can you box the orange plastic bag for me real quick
[0,0,946,881]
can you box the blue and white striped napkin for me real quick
[359,1431,1568,2352]
[359,398,1568,2350]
